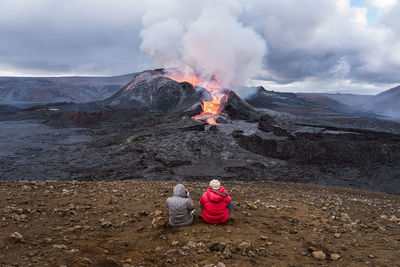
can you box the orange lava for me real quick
[201,94,227,115]
[165,71,229,123]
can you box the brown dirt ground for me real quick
[0,180,399,267]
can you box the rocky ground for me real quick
[1,70,400,194]
[1,180,399,266]
[2,109,400,194]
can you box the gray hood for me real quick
[166,183,195,227]
[173,184,187,198]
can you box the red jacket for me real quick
[200,186,232,224]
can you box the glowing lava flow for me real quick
[191,93,228,124]
[164,71,229,124]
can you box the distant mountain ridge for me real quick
[1,70,399,119]
[246,87,381,118]
[0,73,136,103]
[297,85,400,118]
[369,85,400,117]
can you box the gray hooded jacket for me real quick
[166,184,195,226]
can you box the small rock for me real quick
[99,219,112,228]
[330,253,341,260]
[312,251,326,260]
[171,240,179,246]
[289,229,298,234]
[260,235,269,240]
[368,254,375,258]
[153,210,162,216]
[389,215,400,222]
[246,202,258,210]
[68,204,75,210]
[187,241,205,249]
[152,217,167,228]
[53,244,67,250]
[370,221,380,230]
[247,250,256,257]
[380,215,387,220]
[223,247,233,259]
[11,214,21,222]
[310,220,320,227]
[216,262,226,267]
[10,232,23,240]
[209,242,226,252]
[21,185,31,191]
[334,233,341,238]
[239,241,254,256]
[257,247,267,256]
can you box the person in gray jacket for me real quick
[166,184,195,226]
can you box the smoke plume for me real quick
[140,0,267,90]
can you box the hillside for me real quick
[101,70,204,112]
[0,180,399,266]
[0,104,20,115]
[0,74,135,103]
[368,85,400,117]
[248,87,380,118]
[298,85,400,119]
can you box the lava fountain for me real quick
[165,70,229,124]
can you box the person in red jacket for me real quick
[200,179,233,224]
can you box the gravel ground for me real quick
[1,180,399,266]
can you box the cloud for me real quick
[0,0,152,76]
[140,0,267,90]
[0,0,398,94]
[369,0,398,9]
[239,0,400,90]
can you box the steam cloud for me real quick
[140,0,267,90]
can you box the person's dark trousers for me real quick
[227,201,234,214]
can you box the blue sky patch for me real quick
[350,0,380,24]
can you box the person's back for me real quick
[166,184,195,226]
[200,180,233,224]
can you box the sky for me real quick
[0,0,399,94]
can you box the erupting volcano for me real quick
[140,0,267,124]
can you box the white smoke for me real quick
[140,0,267,90]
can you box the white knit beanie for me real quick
[209,179,221,190]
